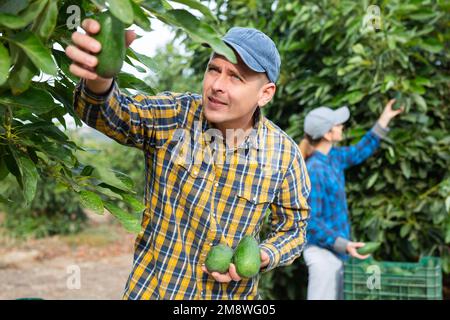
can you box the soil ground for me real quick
[0,211,136,300]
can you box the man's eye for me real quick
[232,74,242,81]
[208,67,218,72]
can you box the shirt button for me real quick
[214,182,219,187]
[209,243,214,246]
[193,170,198,176]
[253,196,258,202]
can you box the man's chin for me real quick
[204,114,224,127]
[204,107,227,125]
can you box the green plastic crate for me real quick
[344,256,442,300]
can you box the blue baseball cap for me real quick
[220,27,281,84]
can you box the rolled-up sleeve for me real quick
[73,79,181,150]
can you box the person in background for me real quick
[299,100,403,300]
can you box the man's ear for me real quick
[257,82,276,108]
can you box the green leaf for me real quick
[366,172,379,189]
[0,194,11,204]
[383,168,394,184]
[163,9,237,64]
[445,196,450,213]
[400,161,411,179]
[0,0,29,15]
[4,147,22,188]
[0,86,57,114]
[7,54,38,95]
[108,0,134,25]
[140,0,171,15]
[130,0,151,31]
[95,185,123,199]
[411,93,427,112]
[7,32,57,76]
[121,193,145,213]
[351,44,365,55]
[445,224,450,244]
[32,0,58,40]
[113,170,135,190]
[170,0,218,23]
[80,165,95,176]
[16,153,38,204]
[93,167,133,192]
[344,90,364,104]
[0,42,11,86]
[0,0,48,29]
[117,72,156,94]
[104,201,141,233]
[127,47,160,73]
[400,223,412,238]
[419,38,443,53]
[79,190,104,215]
[36,142,74,166]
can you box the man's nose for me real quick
[211,73,227,93]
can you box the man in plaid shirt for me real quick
[66,19,310,299]
[300,102,403,300]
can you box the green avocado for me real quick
[392,92,403,110]
[233,236,261,278]
[93,11,125,78]
[357,242,381,255]
[205,244,234,274]
[386,266,414,276]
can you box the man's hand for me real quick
[202,262,242,283]
[260,249,270,269]
[65,18,136,93]
[346,242,370,260]
[202,250,270,283]
[377,98,404,129]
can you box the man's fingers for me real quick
[395,106,405,114]
[125,30,136,48]
[355,253,371,260]
[228,264,242,282]
[69,63,99,80]
[211,272,232,283]
[65,45,98,68]
[81,18,100,35]
[71,32,101,53]
[260,250,270,268]
[202,264,239,283]
[386,98,396,108]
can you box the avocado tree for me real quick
[0,0,236,233]
[156,0,450,298]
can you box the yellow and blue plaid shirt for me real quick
[73,80,310,300]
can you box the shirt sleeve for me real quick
[334,122,389,170]
[305,167,345,251]
[259,152,311,273]
[73,79,182,150]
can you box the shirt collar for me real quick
[200,105,263,152]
